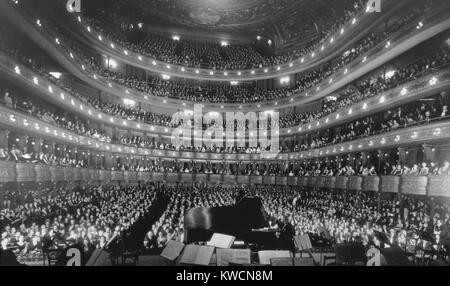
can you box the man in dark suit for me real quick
[279,217,295,254]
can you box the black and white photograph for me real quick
[0,0,450,275]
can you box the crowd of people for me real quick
[6,37,449,135]
[1,3,444,132]
[111,76,291,103]
[2,88,112,143]
[80,13,428,104]
[2,82,449,158]
[144,185,235,252]
[280,45,450,128]
[3,0,450,267]
[1,161,450,263]
[23,0,436,104]
[293,96,448,151]
[261,186,450,257]
[79,0,364,70]
[142,183,450,262]
[3,69,450,159]
[1,183,158,263]
[1,88,289,154]
[298,160,450,177]
[2,134,450,178]
[0,42,182,129]
[0,143,87,168]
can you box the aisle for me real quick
[122,192,170,251]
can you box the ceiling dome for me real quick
[82,0,353,49]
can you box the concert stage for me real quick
[31,252,333,266]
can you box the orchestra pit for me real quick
[1,0,450,268]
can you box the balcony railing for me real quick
[62,1,380,80]
[1,160,449,198]
[2,102,450,162]
[3,0,448,111]
[2,51,450,141]
[62,8,450,109]
[281,67,450,135]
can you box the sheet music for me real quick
[216,249,251,266]
[258,250,292,265]
[206,233,235,249]
[160,240,185,261]
[180,245,215,266]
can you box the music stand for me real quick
[414,230,436,266]
[294,234,319,265]
[104,233,120,266]
[308,233,332,265]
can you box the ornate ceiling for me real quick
[139,0,301,29]
[81,0,355,48]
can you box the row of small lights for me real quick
[35,11,427,113]
[285,19,428,106]
[73,17,427,111]
[32,30,286,114]
[76,12,364,77]
[9,7,441,161]
[15,50,172,135]
[46,22,226,113]
[6,104,445,162]
[306,126,443,160]
[7,112,287,160]
[7,110,155,156]
[17,0,431,120]
[15,62,286,140]
[30,14,432,138]
[12,0,379,83]
[12,137,101,157]
[285,75,439,135]
[8,89,445,156]
[14,53,440,148]
[75,13,426,83]
[11,65,284,153]
[20,70,439,149]
[50,22,348,111]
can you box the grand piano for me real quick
[184,197,287,250]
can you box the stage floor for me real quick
[24,252,336,266]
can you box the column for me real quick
[405,147,418,166]
[422,144,435,163]
[104,153,113,170]
[0,130,10,149]
[397,147,407,164]
[377,150,386,171]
